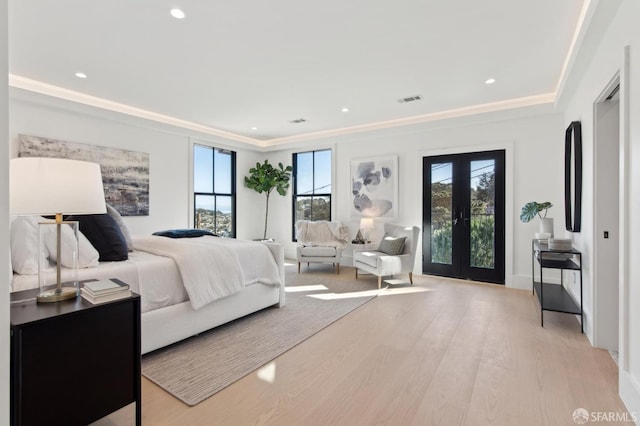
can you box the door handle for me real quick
[453,208,463,226]
[463,208,470,226]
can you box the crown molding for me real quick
[8,74,261,146]
[10,74,555,148]
[262,93,556,147]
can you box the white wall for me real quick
[557,0,640,416]
[266,107,566,290]
[9,88,264,239]
[1,1,10,423]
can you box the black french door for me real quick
[422,150,505,284]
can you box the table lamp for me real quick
[360,217,374,243]
[10,157,106,302]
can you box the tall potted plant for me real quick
[520,201,554,237]
[244,160,293,240]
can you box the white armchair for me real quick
[295,220,349,274]
[353,223,420,288]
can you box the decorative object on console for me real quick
[548,238,572,251]
[350,155,398,218]
[565,121,582,232]
[244,159,293,240]
[520,201,554,238]
[10,157,106,302]
[18,134,150,216]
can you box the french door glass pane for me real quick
[194,145,213,193]
[431,163,453,264]
[470,159,496,269]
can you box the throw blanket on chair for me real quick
[295,220,348,248]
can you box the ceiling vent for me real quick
[289,118,307,124]
[397,95,422,104]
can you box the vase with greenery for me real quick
[244,160,293,240]
[520,201,554,237]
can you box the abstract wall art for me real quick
[18,134,150,216]
[350,155,398,218]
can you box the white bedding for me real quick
[132,235,281,310]
[11,250,187,313]
[11,234,282,313]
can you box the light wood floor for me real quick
[102,267,627,426]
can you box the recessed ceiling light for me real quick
[75,72,87,79]
[170,8,185,19]
[341,107,349,113]
[485,78,496,85]
[251,126,258,131]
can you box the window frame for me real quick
[193,144,237,238]
[292,149,332,240]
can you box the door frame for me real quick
[417,142,515,287]
[592,73,621,350]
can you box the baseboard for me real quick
[620,369,640,424]
[510,275,533,290]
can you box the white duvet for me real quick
[132,235,281,310]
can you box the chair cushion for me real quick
[300,246,337,257]
[377,234,406,255]
[353,250,383,268]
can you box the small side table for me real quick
[10,280,141,425]
[531,240,583,332]
[351,241,377,251]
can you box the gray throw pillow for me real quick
[377,234,406,255]
[106,203,134,251]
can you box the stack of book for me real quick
[81,279,131,304]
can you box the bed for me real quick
[10,218,285,354]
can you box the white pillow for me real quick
[42,220,100,268]
[10,216,45,275]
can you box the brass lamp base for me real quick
[37,287,78,303]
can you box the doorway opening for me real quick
[593,75,620,351]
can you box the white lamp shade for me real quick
[360,217,374,230]
[10,157,107,216]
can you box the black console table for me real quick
[10,281,141,425]
[531,240,583,332]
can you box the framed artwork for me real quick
[350,155,398,218]
[18,134,150,216]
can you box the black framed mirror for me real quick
[565,120,582,232]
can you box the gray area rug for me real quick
[141,263,378,406]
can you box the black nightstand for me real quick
[10,280,141,426]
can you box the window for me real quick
[193,144,236,237]
[292,149,332,238]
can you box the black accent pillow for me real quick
[153,229,217,238]
[67,214,129,261]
